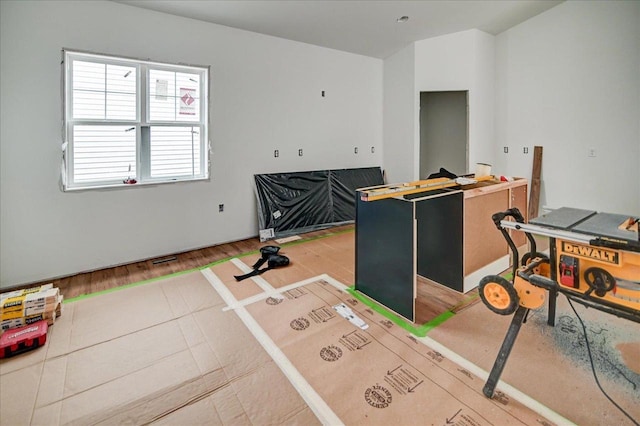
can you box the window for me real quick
[62,50,209,190]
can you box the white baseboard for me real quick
[463,255,511,293]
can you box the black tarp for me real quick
[254,167,384,240]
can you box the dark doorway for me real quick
[419,91,468,179]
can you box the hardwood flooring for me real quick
[15,225,354,300]
[415,275,479,324]
[10,223,488,326]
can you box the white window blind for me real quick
[73,125,136,183]
[150,126,200,177]
[63,50,209,190]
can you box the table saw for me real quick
[507,207,639,324]
[478,206,639,398]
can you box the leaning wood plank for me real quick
[528,146,543,220]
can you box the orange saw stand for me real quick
[478,207,640,398]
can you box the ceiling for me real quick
[114,0,563,59]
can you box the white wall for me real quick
[382,44,415,183]
[384,29,495,182]
[472,31,497,171]
[0,0,383,288]
[414,30,496,177]
[495,0,640,214]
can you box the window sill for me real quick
[63,176,209,192]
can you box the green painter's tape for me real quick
[235,227,355,259]
[63,267,203,303]
[281,227,354,247]
[346,287,455,337]
[449,293,480,312]
[423,311,455,331]
[65,255,239,303]
[65,227,356,303]
[201,256,245,270]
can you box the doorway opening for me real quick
[419,91,469,180]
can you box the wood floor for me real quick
[18,225,355,300]
[12,222,483,326]
[415,276,479,324]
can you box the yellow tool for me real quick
[478,207,640,399]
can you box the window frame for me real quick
[62,49,210,191]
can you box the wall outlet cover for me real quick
[259,228,275,242]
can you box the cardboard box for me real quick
[1,296,62,333]
[0,284,53,301]
[1,288,59,320]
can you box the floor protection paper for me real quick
[213,267,559,426]
[427,296,640,425]
[0,271,319,426]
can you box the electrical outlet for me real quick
[504,147,509,154]
[371,146,375,153]
[274,149,279,158]
[218,204,224,212]
[523,147,529,154]
[588,148,596,157]
[322,90,325,97]
[354,147,358,154]
[298,149,303,156]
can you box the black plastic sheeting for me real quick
[254,167,384,240]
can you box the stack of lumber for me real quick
[1,284,63,334]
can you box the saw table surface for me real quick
[573,212,638,242]
[530,207,638,243]
[529,207,596,229]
